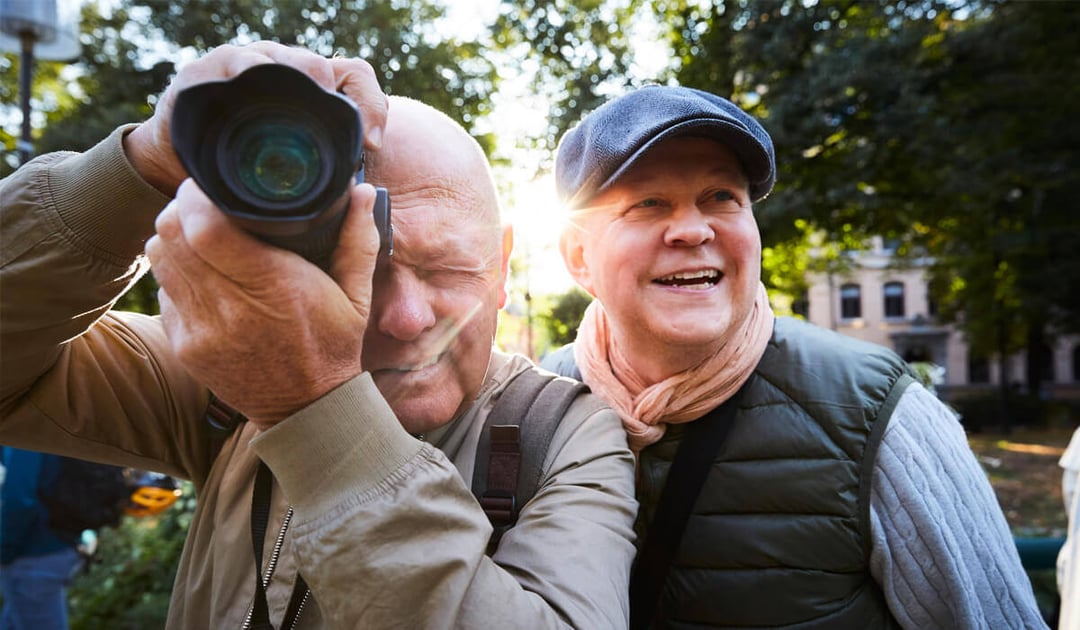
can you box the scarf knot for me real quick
[574,284,775,452]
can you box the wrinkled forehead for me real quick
[385,179,503,268]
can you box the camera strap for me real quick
[248,461,309,630]
[628,386,746,629]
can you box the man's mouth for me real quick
[653,269,721,289]
[381,351,446,374]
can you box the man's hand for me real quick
[124,42,387,196]
[144,180,381,429]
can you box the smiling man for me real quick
[0,42,637,629]
[541,85,1047,629]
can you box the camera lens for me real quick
[218,108,335,214]
[232,118,322,201]
[171,63,392,268]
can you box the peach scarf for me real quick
[573,283,774,452]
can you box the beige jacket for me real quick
[0,127,638,629]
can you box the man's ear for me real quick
[559,225,596,297]
[497,223,513,309]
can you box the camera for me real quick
[170,63,392,269]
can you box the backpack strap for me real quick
[472,368,588,553]
[205,392,246,461]
[207,372,588,558]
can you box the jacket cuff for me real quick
[249,372,424,511]
[50,124,172,261]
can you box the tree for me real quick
[135,0,498,151]
[538,286,592,350]
[490,0,641,170]
[922,1,1080,393]
[3,1,500,173]
[665,0,1080,395]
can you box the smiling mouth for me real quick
[654,269,721,289]
[381,351,447,374]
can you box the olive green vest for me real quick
[634,317,913,628]
[540,317,914,628]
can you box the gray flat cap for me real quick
[555,85,776,208]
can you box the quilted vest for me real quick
[541,317,913,628]
[636,317,912,628]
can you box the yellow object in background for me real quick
[124,472,182,517]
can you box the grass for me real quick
[967,426,1075,538]
[968,425,1076,626]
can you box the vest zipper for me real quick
[241,506,295,630]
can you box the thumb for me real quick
[330,183,381,312]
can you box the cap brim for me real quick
[592,118,774,203]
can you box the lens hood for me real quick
[171,63,391,268]
[172,63,364,235]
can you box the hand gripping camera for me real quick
[170,64,392,269]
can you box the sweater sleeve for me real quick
[868,382,1048,630]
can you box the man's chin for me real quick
[372,373,458,431]
[389,398,461,436]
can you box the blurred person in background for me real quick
[1,448,84,630]
[1058,426,1080,630]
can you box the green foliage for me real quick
[133,0,498,151]
[537,286,592,349]
[115,274,161,316]
[761,218,860,314]
[2,0,500,175]
[490,0,639,162]
[68,482,196,630]
[666,0,1080,370]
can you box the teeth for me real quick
[658,270,719,282]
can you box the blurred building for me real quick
[801,237,1080,403]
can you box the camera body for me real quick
[171,64,392,269]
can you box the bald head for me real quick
[366,96,500,226]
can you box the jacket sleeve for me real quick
[868,382,1049,630]
[252,373,638,629]
[0,127,214,484]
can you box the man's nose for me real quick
[664,205,715,247]
[374,269,437,341]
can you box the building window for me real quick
[792,291,809,319]
[1038,343,1055,383]
[883,282,905,318]
[840,284,861,319]
[968,355,990,384]
[1073,346,1080,382]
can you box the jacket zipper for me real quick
[286,589,311,630]
[241,507,295,630]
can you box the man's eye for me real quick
[635,198,660,208]
[711,190,735,202]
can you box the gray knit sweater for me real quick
[870,383,1046,628]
